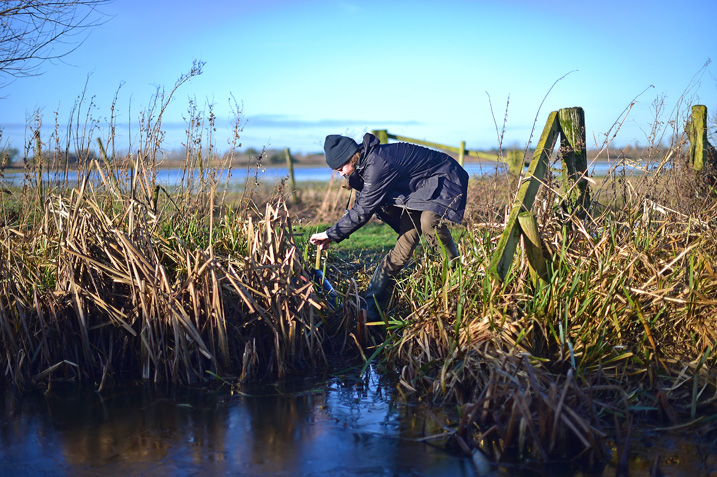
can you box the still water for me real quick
[2,368,716,477]
[0,365,477,476]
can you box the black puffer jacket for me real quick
[326,133,469,243]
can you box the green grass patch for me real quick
[294,221,397,253]
[293,220,466,291]
[293,221,398,281]
[294,220,464,254]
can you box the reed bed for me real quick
[0,64,360,389]
[0,168,351,388]
[372,146,717,465]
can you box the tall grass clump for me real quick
[0,63,348,390]
[370,96,717,465]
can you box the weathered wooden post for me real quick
[506,149,523,192]
[488,111,560,281]
[284,148,298,204]
[372,129,389,144]
[558,107,590,217]
[688,105,717,173]
[507,150,524,177]
[488,107,593,282]
[33,130,43,205]
[458,140,466,166]
[518,211,548,286]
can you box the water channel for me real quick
[3,362,714,476]
[1,364,482,476]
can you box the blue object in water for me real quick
[312,268,340,310]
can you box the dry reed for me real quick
[0,63,354,389]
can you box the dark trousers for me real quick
[377,206,458,276]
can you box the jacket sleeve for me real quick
[326,155,398,242]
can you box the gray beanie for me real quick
[324,135,359,169]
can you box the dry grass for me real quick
[365,139,717,465]
[0,63,362,390]
[0,167,358,388]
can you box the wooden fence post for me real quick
[372,129,389,144]
[518,211,548,286]
[284,148,298,203]
[558,107,590,217]
[506,150,523,177]
[488,111,560,281]
[458,140,466,166]
[506,150,523,191]
[688,105,717,173]
[488,107,594,282]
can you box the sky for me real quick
[0,0,715,157]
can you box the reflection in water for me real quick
[2,368,715,476]
[0,367,475,476]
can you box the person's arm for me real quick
[326,156,398,243]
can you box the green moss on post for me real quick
[558,107,590,218]
[518,211,548,286]
[689,105,708,171]
[507,150,524,191]
[688,105,717,172]
[507,150,523,176]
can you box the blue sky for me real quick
[0,0,715,155]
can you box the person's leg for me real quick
[420,211,459,263]
[364,209,422,319]
[382,209,423,275]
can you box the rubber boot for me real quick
[444,236,460,269]
[363,266,392,321]
[436,232,460,270]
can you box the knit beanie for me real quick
[324,135,359,169]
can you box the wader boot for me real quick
[436,228,460,269]
[363,264,392,321]
[444,236,460,269]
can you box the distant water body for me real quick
[1,160,645,188]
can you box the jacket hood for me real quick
[355,132,381,174]
[361,132,381,155]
